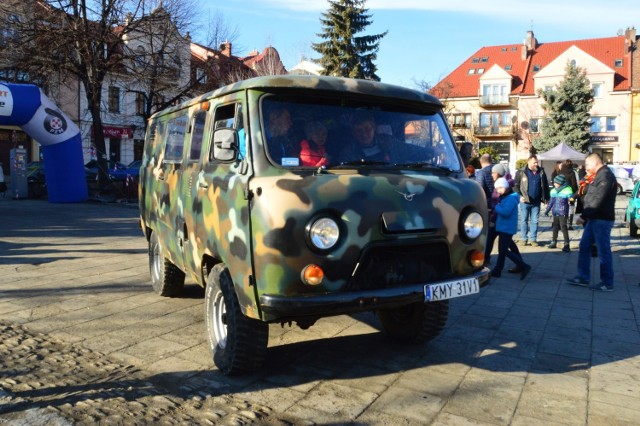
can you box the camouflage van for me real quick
[139,75,491,375]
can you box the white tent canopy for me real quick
[537,142,587,161]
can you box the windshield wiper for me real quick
[337,160,391,167]
[395,162,455,173]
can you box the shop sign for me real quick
[590,136,618,143]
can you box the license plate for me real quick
[424,278,479,302]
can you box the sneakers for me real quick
[534,241,545,247]
[562,245,571,253]
[547,242,557,249]
[508,266,522,274]
[589,283,614,292]
[565,277,589,287]
[520,265,532,280]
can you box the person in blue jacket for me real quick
[492,177,531,280]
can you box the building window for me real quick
[481,84,508,105]
[592,82,603,98]
[614,59,623,68]
[479,112,511,128]
[108,86,120,113]
[480,57,488,63]
[606,117,616,132]
[196,68,208,84]
[533,65,541,72]
[477,68,485,74]
[543,85,554,92]
[451,113,471,128]
[590,117,601,133]
[529,118,540,133]
[471,57,479,63]
[501,47,507,52]
[510,47,517,51]
[467,69,476,75]
[504,64,512,71]
[135,92,145,116]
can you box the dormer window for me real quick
[533,65,541,72]
[614,59,623,68]
[504,64,512,71]
[471,57,479,63]
[477,68,485,74]
[480,57,488,63]
[468,69,476,75]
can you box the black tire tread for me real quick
[149,232,185,297]
[378,300,449,345]
[205,264,268,375]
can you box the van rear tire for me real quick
[378,300,449,344]
[205,264,268,375]
[149,232,185,297]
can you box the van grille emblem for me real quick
[395,190,416,201]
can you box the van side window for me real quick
[165,114,187,162]
[210,103,240,161]
[189,110,207,161]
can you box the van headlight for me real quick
[461,211,483,240]
[308,217,340,250]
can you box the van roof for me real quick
[150,75,442,119]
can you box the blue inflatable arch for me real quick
[0,83,87,202]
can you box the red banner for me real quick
[91,126,132,138]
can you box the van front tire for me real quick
[149,232,185,297]
[378,300,449,344]
[205,264,268,375]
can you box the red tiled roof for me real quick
[433,35,630,98]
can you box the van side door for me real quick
[194,98,255,310]
[155,112,188,271]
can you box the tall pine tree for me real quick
[533,61,594,153]
[312,0,387,81]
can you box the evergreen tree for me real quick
[312,0,387,81]
[533,61,594,153]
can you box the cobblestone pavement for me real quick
[1,196,640,425]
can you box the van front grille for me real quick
[346,242,451,291]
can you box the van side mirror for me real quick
[212,128,238,162]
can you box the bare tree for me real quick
[0,0,199,192]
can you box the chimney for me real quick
[521,30,538,60]
[625,27,637,53]
[220,41,232,57]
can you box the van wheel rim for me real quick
[151,244,161,282]
[212,290,227,349]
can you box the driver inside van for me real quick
[339,111,397,163]
[266,105,299,165]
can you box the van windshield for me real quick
[261,95,461,171]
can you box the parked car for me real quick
[84,159,127,182]
[26,161,48,198]
[625,180,640,237]
[607,165,635,195]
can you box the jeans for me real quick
[519,203,540,242]
[577,219,614,286]
[485,225,522,264]
[494,232,527,273]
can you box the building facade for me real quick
[433,30,638,169]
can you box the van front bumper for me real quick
[259,267,490,322]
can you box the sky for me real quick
[198,0,640,90]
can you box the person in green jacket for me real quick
[544,174,575,252]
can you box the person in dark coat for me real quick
[560,159,579,229]
[565,153,617,291]
[475,154,494,209]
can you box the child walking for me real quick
[544,174,574,252]
[492,178,531,280]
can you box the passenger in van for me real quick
[299,121,329,167]
[266,105,299,164]
[339,111,396,163]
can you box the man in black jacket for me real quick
[513,154,550,246]
[566,153,617,291]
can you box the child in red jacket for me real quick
[299,121,328,167]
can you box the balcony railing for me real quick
[478,93,511,107]
[473,125,515,137]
